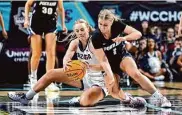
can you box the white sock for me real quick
[31,69,37,79]
[26,88,37,100]
[123,93,130,101]
[151,90,163,99]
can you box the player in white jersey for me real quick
[8,19,107,107]
[76,37,106,93]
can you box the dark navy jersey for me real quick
[32,1,58,19]
[91,20,129,72]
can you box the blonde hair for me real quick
[60,19,94,43]
[98,9,119,21]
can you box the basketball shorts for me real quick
[28,17,57,37]
[82,72,108,97]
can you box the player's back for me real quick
[32,1,58,19]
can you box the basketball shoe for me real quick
[120,93,147,108]
[8,92,31,105]
[45,83,60,95]
[149,95,171,107]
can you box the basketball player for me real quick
[91,9,171,107]
[8,19,146,107]
[24,0,67,89]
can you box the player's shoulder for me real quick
[70,39,79,45]
[91,29,102,41]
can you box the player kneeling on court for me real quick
[8,19,146,107]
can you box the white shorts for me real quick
[82,72,108,96]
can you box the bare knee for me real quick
[80,87,103,106]
[32,51,41,59]
[79,93,93,106]
[46,49,56,58]
[45,69,57,82]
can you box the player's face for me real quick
[74,23,89,41]
[98,18,113,34]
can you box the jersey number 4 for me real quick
[42,7,53,15]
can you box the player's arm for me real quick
[90,42,115,87]
[112,25,142,42]
[24,0,34,28]
[58,0,67,33]
[63,39,78,67]
[0,12,8,39]
[123,25,142,41]
[88,42,103,71]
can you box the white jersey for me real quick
[76,40,99,72]
[76,40,107,96]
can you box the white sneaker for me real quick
[69,97,80,105]
[149,96,171,107]
[45,83,60,94]
[154,75,165,81]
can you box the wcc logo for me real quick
[13,7,32,34]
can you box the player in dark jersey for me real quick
[91,9,171,107]
[24,0,67,89]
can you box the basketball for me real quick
[65,60,86,81]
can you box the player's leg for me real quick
[45,33,57,71]
[105,74,146,107]
[79,85,105,106]
[30,35,42,85]
[120,56,171,107]
[8,68,82,105]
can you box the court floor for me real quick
[0,81,182,115]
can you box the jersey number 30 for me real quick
[42,7,53,15]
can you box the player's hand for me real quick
[2,29,8,39]
[24,20,29,28]
[62,25,68,34]
[82,60,89,69]
[63,60,72,72]
[112,37,126,42]
[105,76,115,94]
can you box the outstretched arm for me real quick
[112,25,142,42]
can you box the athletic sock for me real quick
[31,69,37,79]
[26,88,37,100]
[151,90,163,99]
